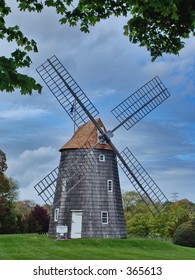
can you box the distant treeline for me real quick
[123,191,195,239]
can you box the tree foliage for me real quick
[1,1,194,94]
[0,150,20,233]
[0,149,7,172]
[0,176,20,233]
[0,150,50,234]
[173,219,195,247]
[0,1,42,94]
[14,201,50,234]
[31,204,50,233]
[15,203,50,234]
[123,191,195,239]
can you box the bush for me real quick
[173,220,195,247]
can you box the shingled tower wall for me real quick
[48,119,127,238]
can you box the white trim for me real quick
[62,178,66,192]
[107,180,113,192]
[101,211,108,224]
[54,208,59,222]
[71,211,83,239]
[99,154,105,162]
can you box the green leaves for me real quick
[173,220,195,247]
[0,0,11,16]
[123,191,195,239]
[0,149,7,173]
[52,0,195,61]
[124,0,195,60]
[17,0,43,12]
[0,1,41,94]
[0,53,42,94]
[1,0,195,94]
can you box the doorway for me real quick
[71,211,83,239]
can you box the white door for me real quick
[71,211,83,239]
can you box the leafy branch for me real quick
[1,0,195,94]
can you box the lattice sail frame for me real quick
[34,141,98,205]
[111,76,170,132]
[118,148,168,215]
[59,142,98,195]
[35,55,170,215]
[34,166,59,204]
[36,55,99,128]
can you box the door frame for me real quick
[70,210,83,239]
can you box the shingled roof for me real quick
[60,119,112,151]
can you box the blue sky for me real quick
[1,2,195,204]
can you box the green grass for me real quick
[0,234,195,260]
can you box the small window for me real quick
[99,154,105,162]
[62,179,66,192]
[107,180,113,192]
[101,211,108,224]
[54,208,59,222]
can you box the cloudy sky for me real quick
[1,2,195,204]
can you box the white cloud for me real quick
[6,147,59,202]
[164,168,195,177]
[0,106,48,120]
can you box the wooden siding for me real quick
[48,148,127,238]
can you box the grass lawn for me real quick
[0,234,195,260]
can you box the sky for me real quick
[0,2,195,204]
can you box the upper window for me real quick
[99,154,105,162]
[101,211,108,224]
[62,179,66,192]
[107,180,113,192]
[54,208,59,222]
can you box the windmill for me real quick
[35,55,170,238]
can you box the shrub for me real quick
[173,220,195,247]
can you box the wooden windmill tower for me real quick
[35,55,170,239]
[48,119,126,238]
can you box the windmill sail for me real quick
[34,128,99,205]
[59,141,98,195]
[34,166,59,204]
[117,148,168,215]
[111,76,170,133]
[36,55,99,128]
[35,55,170,220]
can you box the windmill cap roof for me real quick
[60,119,112,151]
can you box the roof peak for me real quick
[60,119,112,151]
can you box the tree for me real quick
[126,212,150,237]
[1,1,195,94]
[14,200,50,233]
[122,191,152,236]
[0,149,7,172]
[0,173,11,230]
[148,201,192,238]
[0,175,20,233]
[122,191,195,238]
[122,191,142,212]
[26,211,42,233]
[31,204,50,233]
[15,199,36,215]
[173,219,195,247]
[0,149,20,233]
[0,1,41,94]
[14,200,36,233]
[0,175,19,233]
